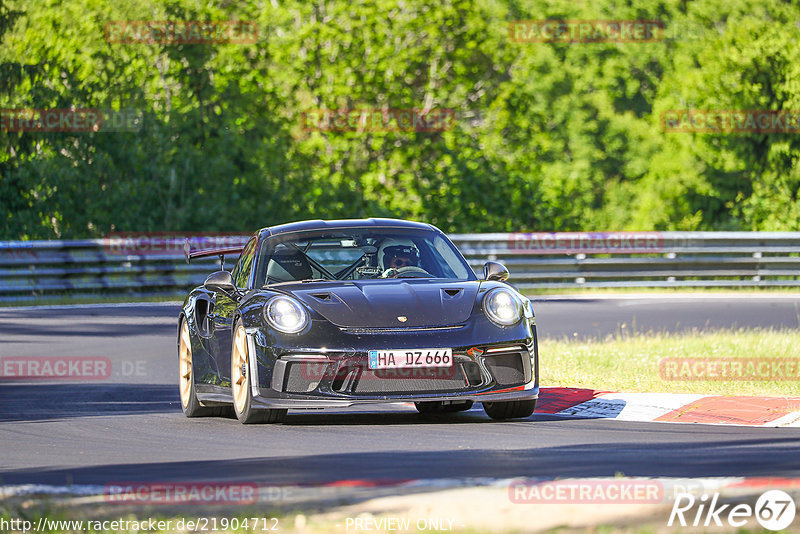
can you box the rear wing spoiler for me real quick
[184,239,243,268]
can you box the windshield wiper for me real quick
[299,278,332,283]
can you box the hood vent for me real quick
[288,281,479,328]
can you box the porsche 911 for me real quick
[178,218,539,423]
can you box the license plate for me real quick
[368,348,453,369]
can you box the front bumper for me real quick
[246,317,539,409]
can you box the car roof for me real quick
[257,218,437,238]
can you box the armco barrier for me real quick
[0,232,799,301]
[0,238,230,302]
[453,231,800,289]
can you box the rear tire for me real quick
[415,401,473,414]
[178,318,216,417]
[231,320,287,424]
[483,399,536,420]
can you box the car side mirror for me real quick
[484,261,509,282]
[204,270,238,297]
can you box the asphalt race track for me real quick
[1,296,800,487]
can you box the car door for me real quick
[212,236,257,385]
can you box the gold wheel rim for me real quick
[179,320,192,408]
[231,326,249,414]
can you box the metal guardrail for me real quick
[454,231,800,290]
[0,231,799,301]
[0,238,231,301]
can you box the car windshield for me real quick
[254,228,475,285]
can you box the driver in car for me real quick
[386,246,418,268]
[379,240,423,277]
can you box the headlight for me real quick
[264,296,309,333]
[483,288,523,326]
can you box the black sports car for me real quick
[178,218,539,423]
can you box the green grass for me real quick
[540,328,800,396]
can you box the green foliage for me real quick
[1,0,799,239]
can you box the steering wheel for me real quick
[381,266,431,278]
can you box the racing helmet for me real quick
[378,238,421,270]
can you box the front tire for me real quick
[483,399,536,420]
[231,321,287,424]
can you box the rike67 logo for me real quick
[669,490,796,531]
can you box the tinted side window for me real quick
[233,237,257,288]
